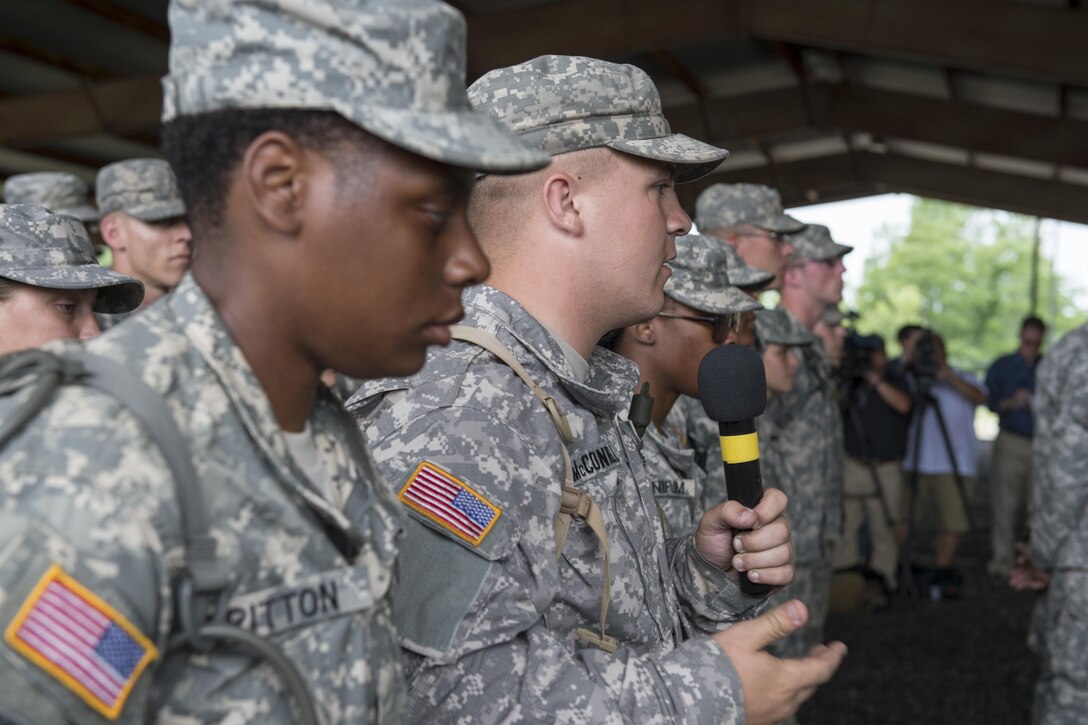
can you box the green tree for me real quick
[852,198,1086,373]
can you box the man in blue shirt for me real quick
[985,315,1047,577]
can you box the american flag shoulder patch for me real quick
[4,564,158,720]
[399,461,502,547]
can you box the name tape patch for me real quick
[571,444,622,482]
[400,462,501,547]
[652,478,697,498]
[224,568,375,638]
[4,564,157,720]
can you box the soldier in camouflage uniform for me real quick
[350,54,845,725]
[95,159,191,330]
[755,308,813,398]
[608,233,762,538]
[682,308,813,557]
[669,184,799,519]
[1029,322,1088,724]
[3,172,101,224]
[666,243,774,523]
[695,183,805,291]
[762,223,852,659]
[0,1,547,723]
[0,204,142,355]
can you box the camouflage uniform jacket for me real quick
[643,418,704,539]
[350,285,763,724]
[666,395,731,520]
[0,274,404,724]
[1030,323,1088,570]
[760,310,844,564]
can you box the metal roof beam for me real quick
[0,75,162,147]
[747,0,1088,86]
[678,151,1088,226]
[464,0,744,79]
[663,84,1088,169]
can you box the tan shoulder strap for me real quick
[450,325,618,653]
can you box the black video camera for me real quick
[842,331,884,382]
[909,329,940,384]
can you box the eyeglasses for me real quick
[658,312,741,343]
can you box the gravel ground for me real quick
[799,442,1044,724]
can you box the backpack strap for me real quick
[450,325,618,653]
[0,349,322,724]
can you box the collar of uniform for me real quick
[164,273,368,538]
[462,285,640,416]
[644,419,696,471]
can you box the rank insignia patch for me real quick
[4,564,157,720]
[400,461,501,546]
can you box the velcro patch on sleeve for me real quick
[399,461,501,547]
[4,564,157,721]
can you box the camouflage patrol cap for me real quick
[162,0,549,175]
[819,307,858,328]
[96,159,186,222]
[2,172,99,223]
[665,234,762,315]
[0,204,143,313]
[755,308,813,347]
[712,236,774,292]
[789,223,853,263]
[695,183,805,234]
[468,55,729,182]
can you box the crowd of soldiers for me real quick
[0,0,1083,723]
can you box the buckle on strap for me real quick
[560,488,593,519]
[575,627,619,653]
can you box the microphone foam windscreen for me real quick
[698,344,768,422]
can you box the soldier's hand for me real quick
[711,599,847,725]
[694,487,793,587]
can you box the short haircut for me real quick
[468,147,615,262]
[1021,315,1047,334]
[161,108,378,237]
[0,278,20,303]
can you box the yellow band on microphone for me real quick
[721,432,759,464]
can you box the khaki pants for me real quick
[832,457,902,590]
[988,429,1034,576]
[902,471,975,534]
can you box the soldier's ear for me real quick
[628,319,658,345]
[98,213,124,252]
[540,172,583,237]
[241,130,306,237]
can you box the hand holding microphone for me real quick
[696,344,792,596]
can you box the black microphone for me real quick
[697,344,771,596]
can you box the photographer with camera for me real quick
[833,331,912,600]
[899,330,987,598]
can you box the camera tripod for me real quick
[899,374,973,601]
[841,378,909,598]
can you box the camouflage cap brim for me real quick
[756,213,806,234]
[51,203,102,224]
[668,283,763,316]
[755,308,813,346]
[800,241,854,263]
[162,0,550,176]
[788,222,854,263]
[2,265,144,314]
[358,105,551,175]
[609,134,728,183]
[123,199,187,223]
